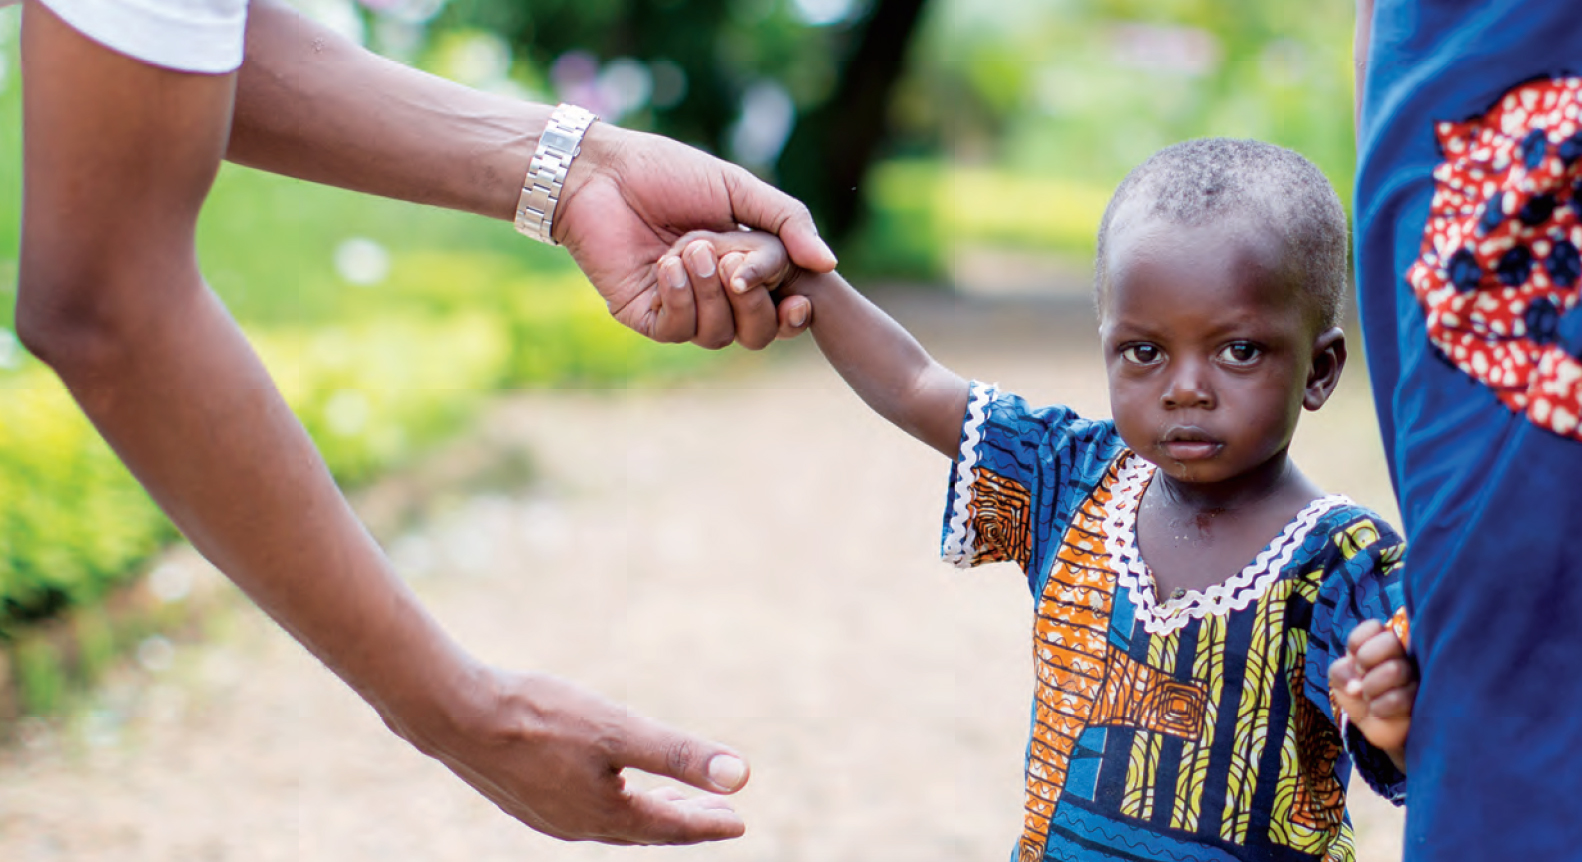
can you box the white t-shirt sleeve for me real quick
[0,0,248,74]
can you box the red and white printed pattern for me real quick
[1407,76,1582,439]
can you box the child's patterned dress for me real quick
[942,383,1407,862]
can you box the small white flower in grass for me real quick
[136,636,175,673]
[441,518,495,576]
[519,498,571,558]
[650,60,687,110]
[148,562,193,603]
[81,708,122,750]
[596,59,652,123]
[444,31,511,88]
[0,328,22,370]
[729,81,795,170]
[390,534,437,580]
[791,0,855,26]
[324,389,371,437]
[296,0,364,45]
[334,237,390,286]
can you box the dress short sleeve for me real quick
[17,0,248,74]
[940,381,1123,590]
[1303,508,1410,803]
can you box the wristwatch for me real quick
[514,103,600,246]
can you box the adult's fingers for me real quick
[652,256,698,344]
[722,167,837,273]
[683,241,734,349]
[611,711,751,796]
[422,669,751,847]
[602,711,752,843]
[616,787,746,845]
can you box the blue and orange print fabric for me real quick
[942,383,1406,862]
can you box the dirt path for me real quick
[0,292,1405,861]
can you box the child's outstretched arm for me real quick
[1329,618,1415,772]
[661,232,969,457]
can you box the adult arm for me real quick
[228,0,832,348]
[17,0,747,844]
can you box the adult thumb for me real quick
[725,169,838,273]
[613,713,751,794]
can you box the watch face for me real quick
[542,129,579,154]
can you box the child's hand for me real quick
[1329,618,1415,771]
[655,230,810,350]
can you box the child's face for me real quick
[1097,214,1340,487]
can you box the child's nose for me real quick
[1161,365,1214,410]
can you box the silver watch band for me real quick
[514,103,600,246]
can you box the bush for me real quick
[0,378,174,631]
[0,248,712,638]
[851,160,1113,278]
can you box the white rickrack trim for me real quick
[1099,452,1352,635]
[943,381,997,568]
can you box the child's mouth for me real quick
[1160,429,1222,461]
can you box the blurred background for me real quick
[0,1,1397,859]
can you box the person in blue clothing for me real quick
[1353,1,1582,857]
[664,137,1419,861]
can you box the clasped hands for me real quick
[555,124,826,350]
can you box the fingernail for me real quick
[731,277,750,294]
[663,258,687,290]
[790,303,809,328]
[707,754,746,792]
[686,243,717,279]
[1346,680,1363,696]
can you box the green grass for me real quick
[852,159,1113,277]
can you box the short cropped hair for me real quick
[1093,138,1349,329]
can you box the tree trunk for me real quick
[778,0,931,245]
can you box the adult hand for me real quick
[399,666,751,844]
[656,229,814,346]
[556,125,835,349]
[229,1,823,351]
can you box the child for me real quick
[663,138,1415,862]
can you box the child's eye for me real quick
[1121,344,1163,365]
[1218,342,1262,365]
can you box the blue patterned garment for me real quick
[941,384,1407,862]
[1355,2,1582,856]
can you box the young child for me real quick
[662,138,1415,861]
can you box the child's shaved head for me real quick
[1095,138,1349,329]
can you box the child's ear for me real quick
[1304,327,1347,411]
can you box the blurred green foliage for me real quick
[873,0,1358,273]
[410,0,1355,273]
[919,0,1357,194]
[0,26,711,635]
[0,0,1360,636]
